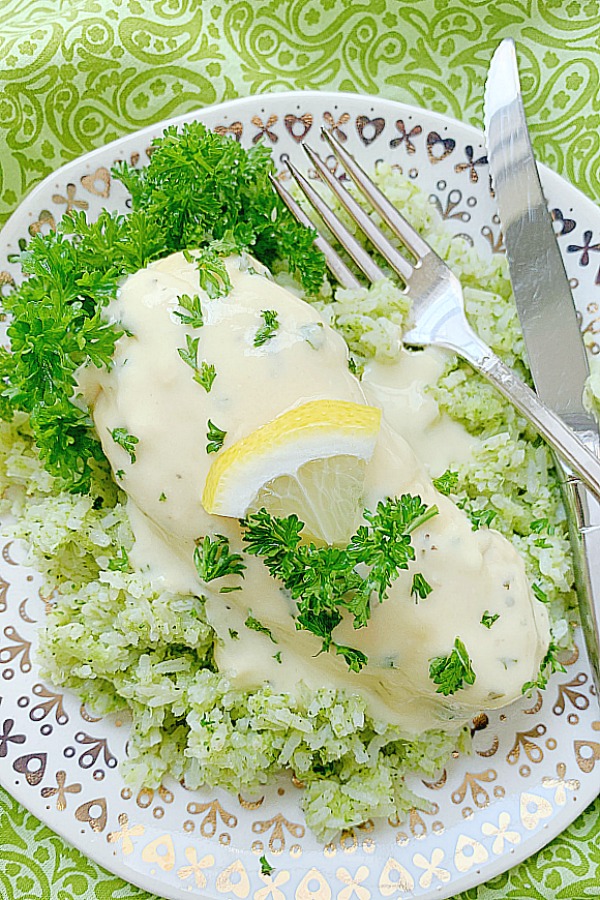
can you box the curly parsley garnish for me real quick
[429,637,476,695]
[110,428,139,463]
[206,419,226,454]
[254,310,279,347]
[0,121,324,493]
[242,494,438,671]
[116,123,324,293]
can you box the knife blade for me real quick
[484,37,600,694]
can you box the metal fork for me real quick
[270,129,600,502]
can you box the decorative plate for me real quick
[0,91,599,900]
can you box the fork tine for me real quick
[269,174,361,289]
[320,128,433,261]
[303,143,414,283]
[285,160,386,284]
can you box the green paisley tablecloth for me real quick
[1,1,600,897]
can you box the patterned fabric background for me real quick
[1,1,600,898]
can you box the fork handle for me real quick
[455,334,600,503]
[558,465,600,694]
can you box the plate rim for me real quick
[3,88,600,244]
[1,88,599,900]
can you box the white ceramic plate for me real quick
[1,91,599,900]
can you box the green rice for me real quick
[0,164,575,841]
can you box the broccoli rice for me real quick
[0,157,576,842]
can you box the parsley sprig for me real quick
[242,494,438,670]
[1,121,324,493]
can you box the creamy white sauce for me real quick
[78,252,550,735]
[361,350,478,477]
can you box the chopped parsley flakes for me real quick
[206,419,226,454]
[174,293,204,328]
[411,572,432,601]
[195,361,217,393]
[110,428,139,463]
[178,333,199,371]
[193,534,245,583]
[108,546,129,572]
[522,641,565,694]
[178,335,216,392]
[432,469,458,496]
[259,855,274,877]
[254,309,279,347]
[481,610,500,629]
[194,248,232,299]
[468,508,497,531]
[530,518,549,534]
[429,637,476,695]
[245,615,277,643]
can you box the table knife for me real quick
[484,37,600,694]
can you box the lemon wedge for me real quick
[202,399,381,544]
